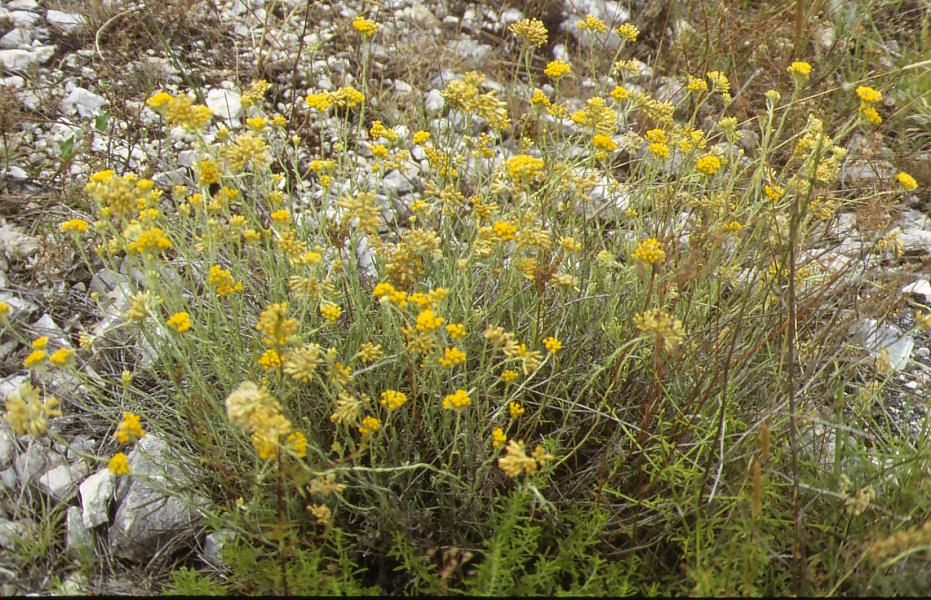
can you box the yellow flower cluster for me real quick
[509,18,548,47]
[632,238,665,266]
[305,87,366,111]
[634,308,686,352]
[256,303,298,347]
[380,390,408,410]
[108,452,130,475]
[166,311,191,333]
[616,23,639,41]
[226,381,297,459]
[85,170,158,221]
[856,86,883,125]
[786,61,812,81]
[220,133,270,173]
[60,219,89,234]
[576,14,606,32]
[125,226,173,255]
[441,72,510,131]
[146,91,212,130]
[897,171,918,191]
[352,16,378,37]
[3,381,61,437]
[497,440,553,478]
[442,389,471,411]
[544,60,571,80]
[240,79,271,108]
[695,154,722,175]
[208,264,243,296]
[114,412,145,444]
[505,154,545,188]
[571,97,616,137]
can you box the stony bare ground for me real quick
[0,0,928,594]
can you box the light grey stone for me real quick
[9,10,39,28]
[46,9,86,33]
[31,313,69,348]
[7,0,39,10]
[0,425,13,469]
[851,319,914,372]
[0,220,39,260]
[15,443,65,483]
[451,37,492,67]
[902,279,931,302]
[381,169,413,194]
[66,506,93,556]
[79,469,114,529]
[205,87,241,125]
[60,87,107,119]
[0,45,54,71]
[0,27,30,49]
[109,434,203,561]
[38,461,88,501]
[0,291,37,321]
[0,519,28,549]
[500,8,524,26]
[203,529,235,566]
[424,89,444,114]
[0,467,15,490]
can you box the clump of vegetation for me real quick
[2,2,929,595]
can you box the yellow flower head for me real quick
[616,23,639,41]
[764,184,785,201]
[544,60,571,80]
[3,381,61,437]
[543,336,562,354]
[49,347,75,367]
[509,18,548,47]
[256,303,298,346]
[438,346,466,367]
[896,171,918,191]
[858,104,882,124]
[114,412,145,444]
[380,390,408,410]
[166,311,191,333]
[576,14,606,33]
[442,389,471,411]
[24,349,47,369]
[108,452,130,475]
[258,349,283,370]
[60,219,90,234]
[505,155,545,187]
[695,154,722,175]
[787,61,812,80]
[856,86,883,104]
[632,238,665,266]
[493,221,517,241]
[509,401,525,418]
[592,134,618,152]
[610,85,629,100]
[415,309,444,331]
[358,415,381,436]
[492,427,507,449]
[208,265,243,296]
[320,302,342,323]
[501,369,519,383]
[284,431,307,458]
[352,16,378,37]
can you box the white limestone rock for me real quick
[80,469,114,529]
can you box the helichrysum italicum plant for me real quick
[40,10,927,592]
